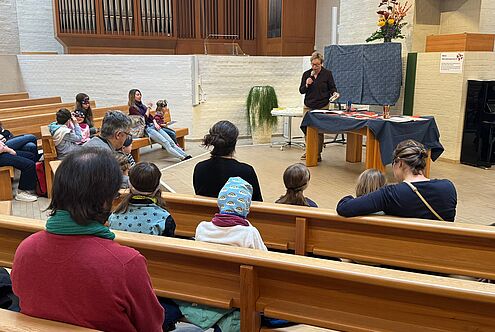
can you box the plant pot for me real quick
[250,121,273,144]
[384,37,392,42]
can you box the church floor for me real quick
[11,137,495,225]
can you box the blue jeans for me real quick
[0,150,37,191]
[146,126,187,160]
[6,134,41,162]
[162,127,178,145]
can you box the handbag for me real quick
[128,115,145,138]
[404,181,444,221]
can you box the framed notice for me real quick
[440,52,464,73]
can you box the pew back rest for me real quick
[0,100,96,119]
[0,92,29,101]
[160,192,495,280]
[1,215,495,331]
[0,97,62,109]
[0,308,99,331]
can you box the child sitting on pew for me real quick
[109,162,175,237]
[155,99,179,145]
[48,108,83,160]
[275,163,318,207]
[176,177,267,332]
[355,168,386,197]
[72,109,91,144]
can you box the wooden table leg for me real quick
[424,150,432,178]
[365,128,385,173]
[306,126,319,167]
[346,132,362,163]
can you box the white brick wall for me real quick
[15,0,63,53]
[192,56,305,138]
[0,0,20,54]
[479,0,495,34]
[438,0,481,34]
[16,55,194,130]
[15,55,308,139]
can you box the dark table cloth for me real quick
[324,43,402,106]
[300,112,444,165]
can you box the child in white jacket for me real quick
[195,176,267,250]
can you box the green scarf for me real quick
[46,210,115,240]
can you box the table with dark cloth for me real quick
[300,112,444,173]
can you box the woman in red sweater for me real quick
[11,148,164,332]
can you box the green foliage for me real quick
[366,22,407,43]
[246,86,278,129]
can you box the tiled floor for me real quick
[11,136,495,225]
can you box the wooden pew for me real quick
[0,97,62,110]
[157,193,495,280]
[0,92,29,101]
[41,126,150,197]
[0,166,15,201]
[0,201,12,215]
[0,100,96,119]
[0,214,495,331]
[0,309,99,331]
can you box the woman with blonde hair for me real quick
[337,139,457,221]
[276,163,317,207]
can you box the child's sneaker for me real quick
[15,190,38,202]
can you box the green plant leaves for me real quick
[246,86,279,129]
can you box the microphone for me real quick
[310,70,315,78]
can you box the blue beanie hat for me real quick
[217,177,253,218]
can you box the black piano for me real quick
[461,80,495,167]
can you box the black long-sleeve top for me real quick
[336,180,457,221]
[299,67,337,110]
[193,157,263,201]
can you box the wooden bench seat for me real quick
[0,97,62,110]
[0,308,99,331]
[0,100,96,119]
[0,92,29,102]
[0,215,495,331]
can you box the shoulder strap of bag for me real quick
[404,181,445,222]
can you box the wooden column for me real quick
[95,0,104,34]
[305,126,319,167]
[240,265,260,332]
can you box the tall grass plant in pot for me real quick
[246,86,278,144]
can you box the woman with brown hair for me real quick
[337,139,457,221]
[128,89,191,161]
[275,163,317,207]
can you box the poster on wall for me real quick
[440,53,464,73]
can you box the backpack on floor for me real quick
[35,162,47,197]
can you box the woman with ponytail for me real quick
[337,139,457,221]
[193,120,263,201]
[276,163,317,207]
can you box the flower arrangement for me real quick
[366,0,412,43]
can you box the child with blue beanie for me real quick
[195,176,267,250]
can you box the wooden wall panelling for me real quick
[281,0,316,56]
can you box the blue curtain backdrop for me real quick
[324,43,402,106]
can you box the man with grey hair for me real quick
[299,51,339,162]
[84,111,131,151]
